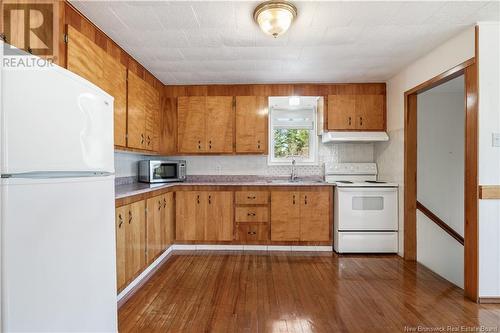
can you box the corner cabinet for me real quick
[177,96,234,153]
[327,94,385,131]
[66,25,127,147]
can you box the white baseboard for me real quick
[172,244,332,252]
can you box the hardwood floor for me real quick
[119,252,500,332]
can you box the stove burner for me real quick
[365,180,387,184]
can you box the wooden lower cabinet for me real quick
[176,191,233,241]
[162,192,175,248]
[270,191,300,241]
[236,223,269,241]
[114,200,147,292]
[271,189,330,242]
[146,193,175,263]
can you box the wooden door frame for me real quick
[403,27,479,301]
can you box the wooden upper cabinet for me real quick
[178,97,206,153]
[355,95,385,130]
[235,96,268,154]
[144,83,160,151]
[327,94,385,131]
[66,25,127,147]
[127,71,147,150]
[206,97,234,153]
[299,192,330,241]
[327,95,355,130]
[270,191,300,241]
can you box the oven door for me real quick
[149,162,180,183]
[335,187,398,231]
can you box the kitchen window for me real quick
[268,98,318,165]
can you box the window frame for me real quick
[267,105,318,166]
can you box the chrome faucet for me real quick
[290,158,297,182]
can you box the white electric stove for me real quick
[325,163,399,253]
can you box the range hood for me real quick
[321,131,389,143]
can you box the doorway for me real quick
[403,57,478,301]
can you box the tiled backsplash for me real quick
[115,142,374,179]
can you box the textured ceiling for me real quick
[70,1,500,85]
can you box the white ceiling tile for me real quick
[69,1,500,85]
[191,1,236,29]
[154,2,200,30]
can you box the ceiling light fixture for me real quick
[253,1,297,38]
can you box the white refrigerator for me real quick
[1,53,118,332]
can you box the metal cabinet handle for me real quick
[208,140,212,149]
[118,214,123,228]
[257,140,261,149]
[348,117,352,126]
[197,195,200,204]
[247,231,257,235]
[208,195,211,204]
[158,200,162,211]
[304,195,308,205]
[128,210,132,224]
[247,212,256,217]
[163,198,166,208]
[140,133,145,144]
[359,117,363,126]
[198,140,201,150]
[147,135,151,146]
[247,196,256,200]
[293,194,296,205]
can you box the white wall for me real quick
[115,142,375,178]
[375,26,475,256]
[477,22,500,297]
[416,77,465,288]
[417,78,465,235]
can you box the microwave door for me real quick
[150,163,178,183]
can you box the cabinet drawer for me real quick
[235,191,269,205]
[236,223,269,241]
[235,207,269,222]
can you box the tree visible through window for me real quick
[273,129,310,158]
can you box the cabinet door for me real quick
[177,97,206,153]
[355,95,385,130]
[146,196,163,263]
[103,56,127,147]
[205,192,234,241]
[115,206,127,291]
[206,97,234,153]
[175,191,206,240]
[161,192,175,248]
[271,191,300,241]
[66,25,103,88]
[144,83,160,152]
[327,95,355,130]
[299,191,330,241]
[127,71,146,149]
[126,200,146,280]
[235,96,268,153]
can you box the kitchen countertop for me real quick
[115,177,334,200]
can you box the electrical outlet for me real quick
[493,133,500,147]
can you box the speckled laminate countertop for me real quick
[115,177,334,200]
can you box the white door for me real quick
[1,61,114,174]
[335,187,398,231]
[1,176,117,332]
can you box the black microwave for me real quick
[138,160,186,183]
